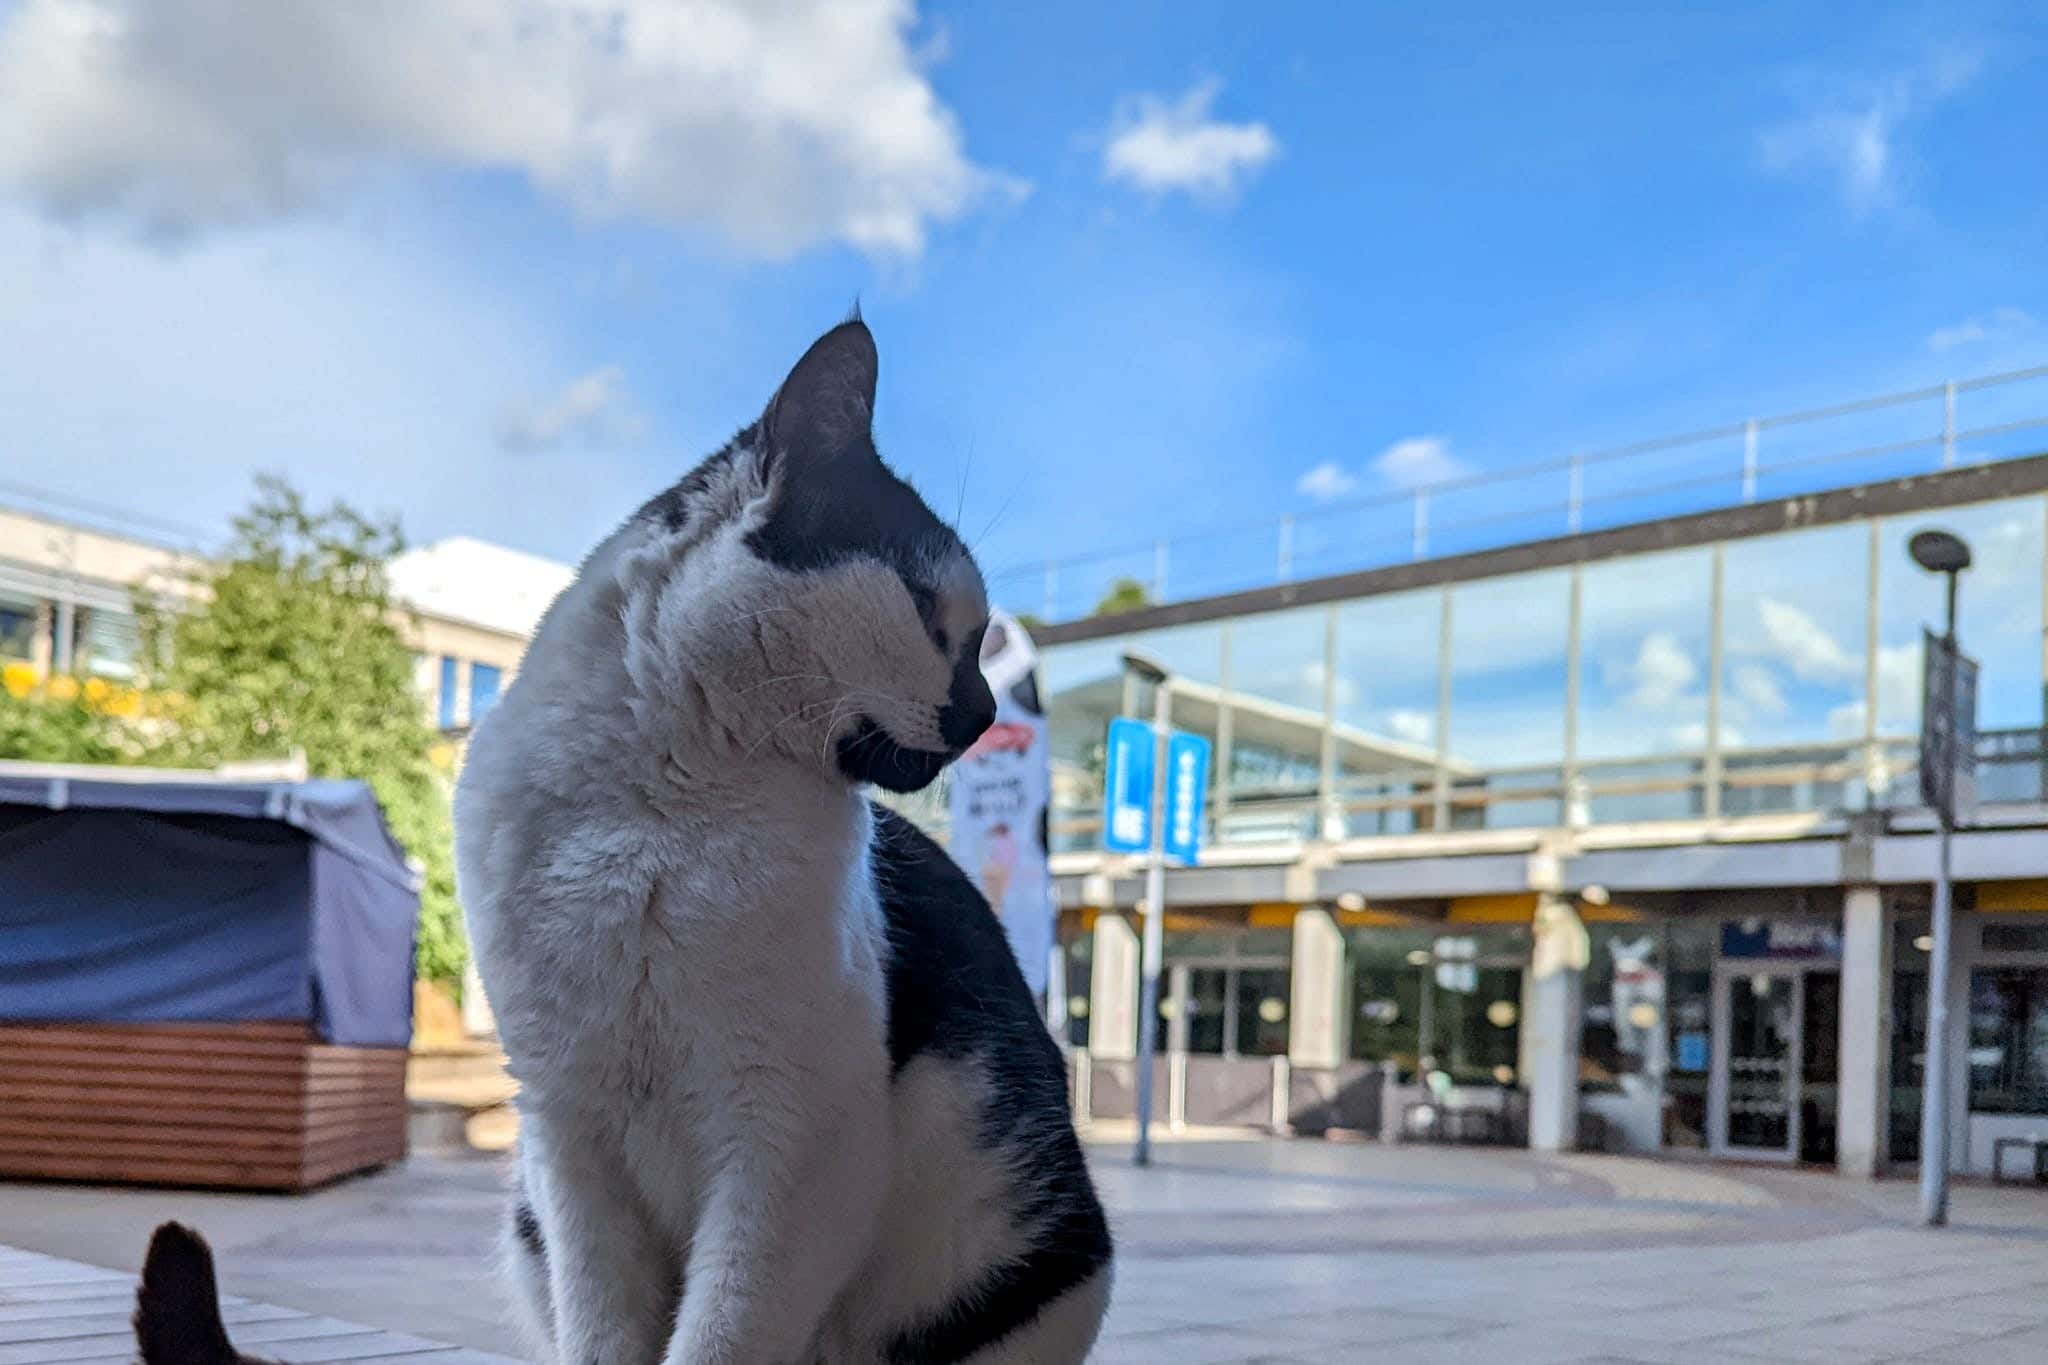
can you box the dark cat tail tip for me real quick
[135,1222,243,1365]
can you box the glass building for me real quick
[1035,459,2048,1176]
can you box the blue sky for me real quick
[1,1,2043,620]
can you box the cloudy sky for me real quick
[2,1,2043,624]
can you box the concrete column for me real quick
[1836,886,1891,1178]
[1526,894,1588,1152]
[1090,913,1140,1061]
[1288,907,1350,1069]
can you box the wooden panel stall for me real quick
[0,1020,406,1191]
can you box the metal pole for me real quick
[1742,420,1759,504]
[1943,381,1958,469]
[1568,456,1584,535]
[1919,572,1960,1226]
[1133,678,1172,1167]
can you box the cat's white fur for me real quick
[456,428,1106,1363]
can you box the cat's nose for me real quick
[939,686,996,751]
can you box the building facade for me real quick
[1034,458,2048,1178]
[0,510,571,745]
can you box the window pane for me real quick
[1234,968,1291,1056]
[1348,928,1429,1073]
[471,663,503,721]
[1334,591,1442,836]
[1719,523,1869,814]
[1061,929,1092,1049]
[1221,608,1327,843]
[0,595,39,662]
[1968,968,2048,1114]
[1042,640,1127,853]
[1579,550,1713,823]
[1878,497,2045,803]
[438,656,459,730]
[74,609,139,680]
[1582,922,1666,1092]
[1450,569,1570,828]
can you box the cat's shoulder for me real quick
[868,804,1050,1073]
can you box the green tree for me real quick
[1092,576,1152,617]
[137,477,463,986]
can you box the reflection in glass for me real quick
[1718,523,1869,815]
[1221,608,1330,843]
[1578,550,1713,822]
[1450,570,1570,828]
[1345,926,1526,1085]
[1041,639,1124,853]
[1877,497,2045,804]
[1334,590,1444,835]
[1726,973,1794,1152]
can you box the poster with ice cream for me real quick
[948,608,1054,998]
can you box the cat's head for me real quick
[616,318,993,794]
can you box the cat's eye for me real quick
[906,583,945,651]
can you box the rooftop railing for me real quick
[992,364,2048,624]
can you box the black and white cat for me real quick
[454,318,1112,1364]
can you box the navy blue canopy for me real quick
[0,772,419,1047]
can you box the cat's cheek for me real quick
[834,718,954,793]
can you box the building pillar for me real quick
[1090,913,1140,1062]
[1288,907,1349,1069]
[1836,885,1891,1178]
[1526,893,1588,1152]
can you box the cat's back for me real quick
[846,806,1112,1362]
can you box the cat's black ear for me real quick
[763,320,878,467]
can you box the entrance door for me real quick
[1713,969,1799,1158]
[1710,966,1842,1162]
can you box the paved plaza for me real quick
[6,1134,2048,1363]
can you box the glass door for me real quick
[1714,968,1799,1158]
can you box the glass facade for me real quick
[1345,925,1526,1086]
[1038,493,2048,851]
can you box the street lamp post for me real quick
[1123,654,1172,1167]
[1909,528,1971,1228]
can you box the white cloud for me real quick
[1671,720,1745,751]
[1371,436,1467,490]
[0,0,1009,257]
[496,366,644,453]
[1755,598,1860,683]
[1102,79,1278,201]
[1385,709,1434,746]
[1758,49,1982,216]
[1619,631,1697,712]
[1731,663,1789,718]
[1928,306,2036,352]
[1295,460,1358,502]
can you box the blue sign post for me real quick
[1162,731,1211,865]
[1103,717,1155,854]
[1101,710,1211,1166]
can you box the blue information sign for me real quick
[1103,716,1155,853]
[1162,731,1211,865]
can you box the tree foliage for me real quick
[135,477,462,984]
[1092,576,1152,617]
[0,672,138,765]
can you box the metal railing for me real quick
[995,365,2048,623]
[1047,730,2048,855]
